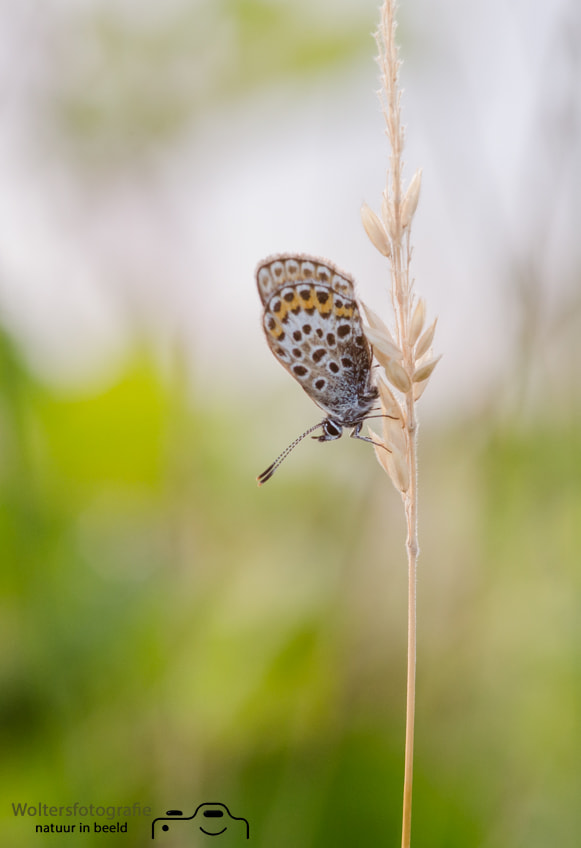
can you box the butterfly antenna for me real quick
[257,422,324,486]
[363,412,399,423]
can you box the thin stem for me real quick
[401,397,418,848]
[372,2,426,845]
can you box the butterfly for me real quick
[256,253,379,484]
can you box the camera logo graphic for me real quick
[152,802,249,840]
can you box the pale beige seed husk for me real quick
[383,357,412,393]
[409,298,425,347]
[373,346,400,378]
[385,416,406,458]
[413,354,442,383]
[368,425,408,492]
[401,168,422,230]
[376,384,406,455]
[367,426,409,492]
[364,325,402,362]
[413,378,430,401]
[381,190,389,224]
[415,348,433,368]
[391,450,410,493]
[361,202,392,257]
[382,191,395,238]
[370,381,406,454]
[368,426,391,475]
[377,378,401,419]
[415,317,438,360]
[361,302,399,348]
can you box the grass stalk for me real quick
[360,2,439,844]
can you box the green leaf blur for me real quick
[2,312,581,846]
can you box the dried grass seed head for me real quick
[415,318,438,361]
[409,297,426,347]
[413,354,441,383]
[361,202,392,257]
[401,168,422,230]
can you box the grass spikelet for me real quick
[362,2,440,845]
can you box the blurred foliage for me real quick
[54,0,373,165]
[1,312,581,847]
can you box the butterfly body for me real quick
[256,254,378,483]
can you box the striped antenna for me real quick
[257,422,324,486]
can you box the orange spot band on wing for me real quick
[276,292,302,322]
[270,326,284,339]
[298,287,316,309]
[315,298,333,316]
[334,304,354,319]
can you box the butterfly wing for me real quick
[257,255,377,426]
[256,254,355,305]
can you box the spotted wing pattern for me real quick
[256,254,378,427]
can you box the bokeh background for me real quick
[1,0,580,845]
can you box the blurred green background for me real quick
[1,1,580,846]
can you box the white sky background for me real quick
[0,0,579,423]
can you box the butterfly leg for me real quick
[350,423,390,451]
